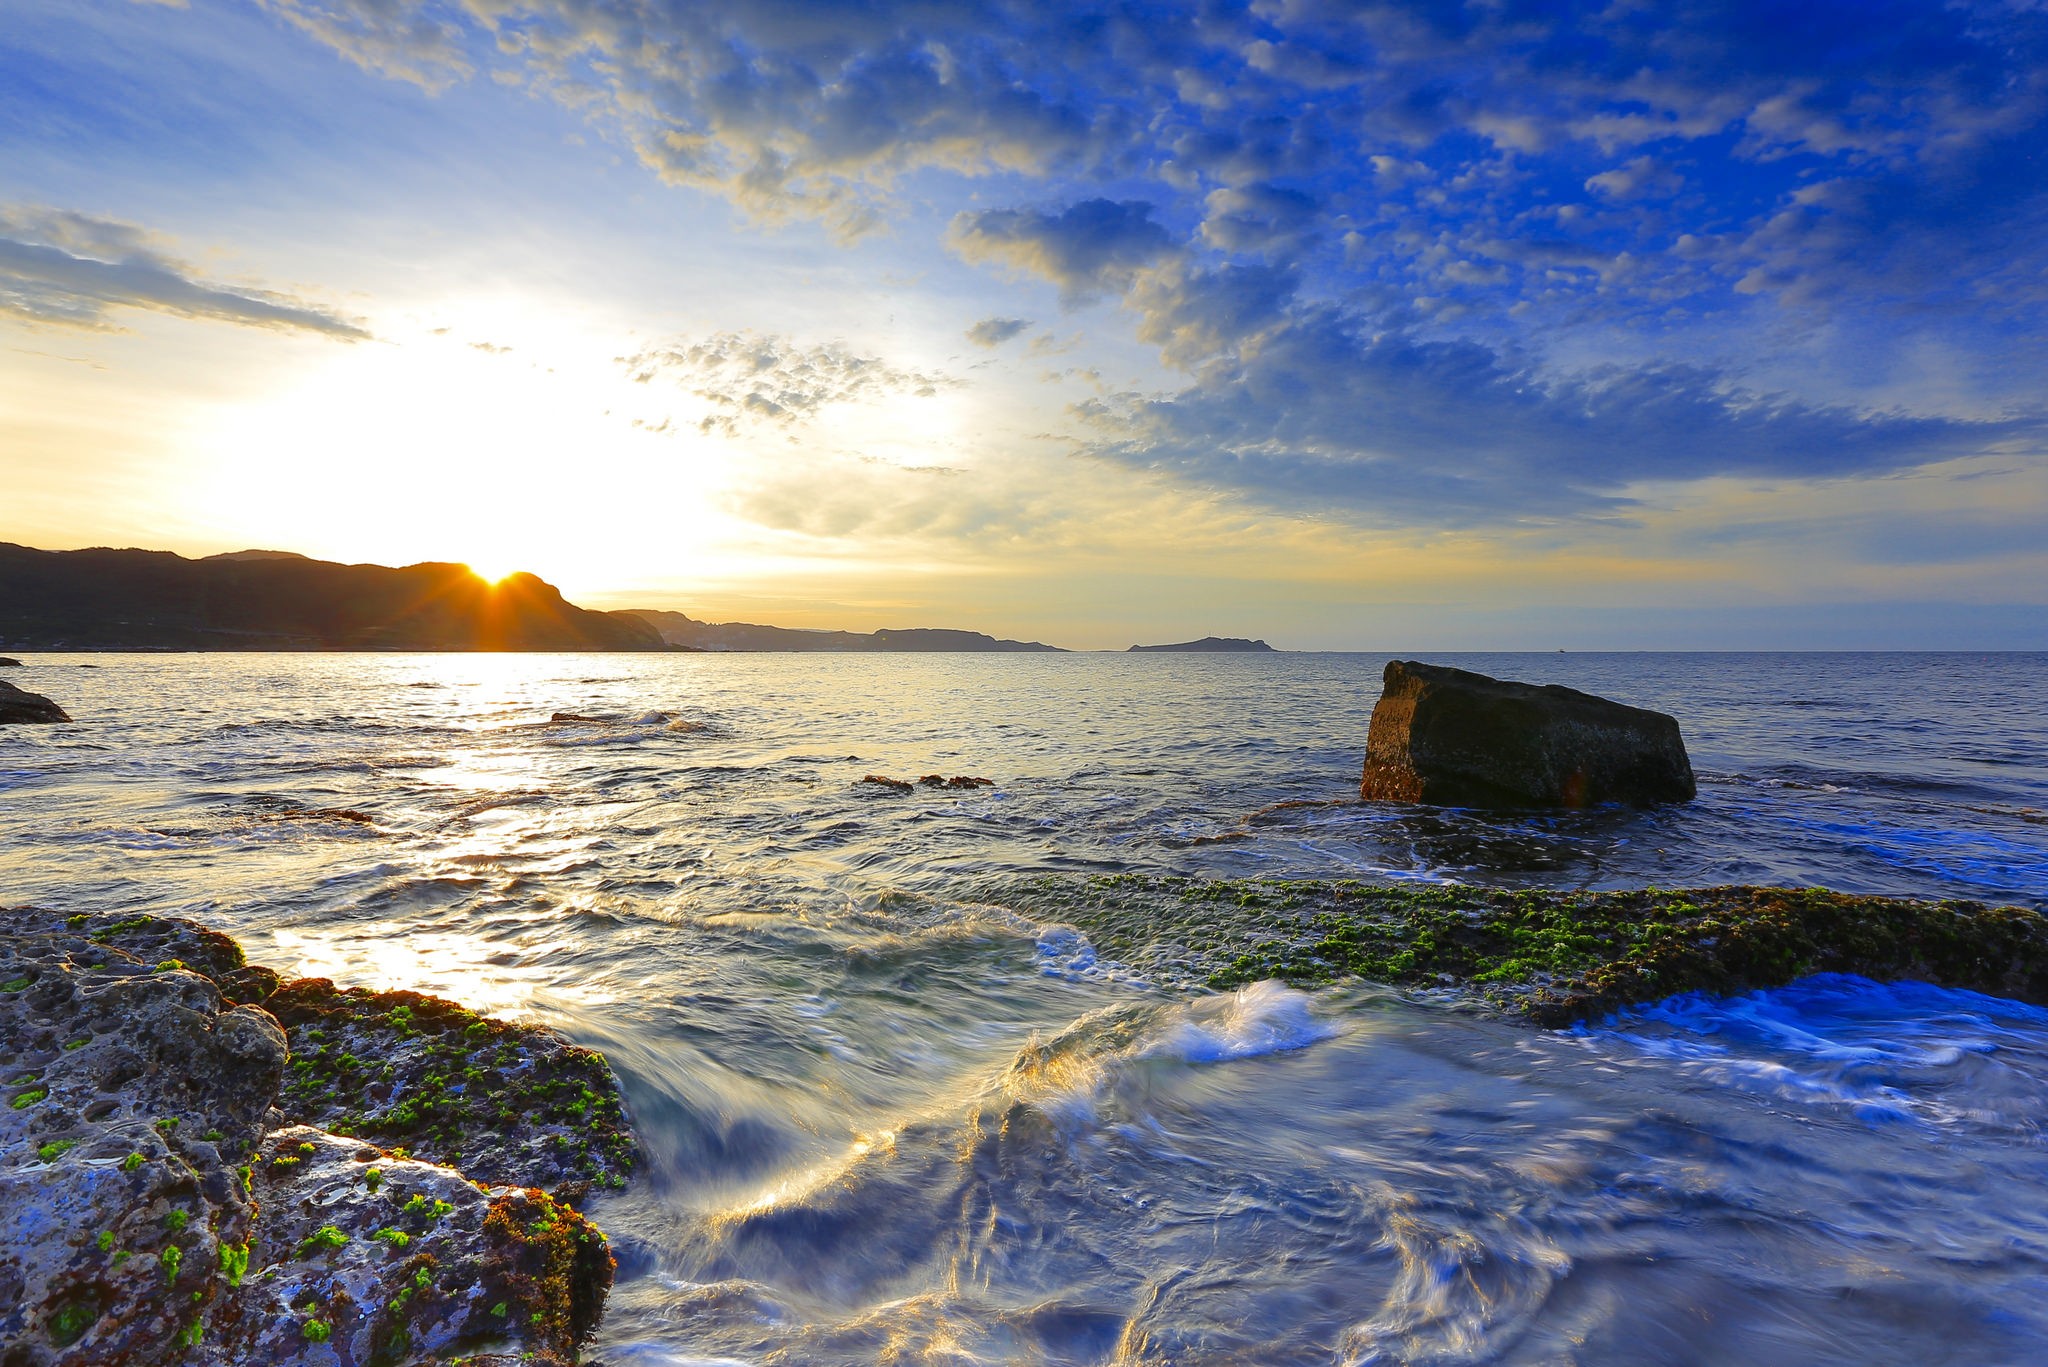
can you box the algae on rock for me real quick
[0,907,629,1367]
[979,877,2048,1026]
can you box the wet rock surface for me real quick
[982,877,2048,1027]
[0,907,625,1366]
[0,677,70,724]
[1360,659,1695,808]
[260,980,635,1197]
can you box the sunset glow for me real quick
[3,0,2044,646]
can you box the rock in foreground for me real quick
[0,677,69,724]
[1361,660,1694,807]
[1,908,621,1366]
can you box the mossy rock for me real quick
[978,877,2048,1025]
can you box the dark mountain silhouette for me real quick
[624,609,1063,653]
[1128,637,1277,652]
[0,543,665,651]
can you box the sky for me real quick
[2,0,2045,649]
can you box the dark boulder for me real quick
[0,656,20,666]
[0,677,68,724]
[1360,660,1694,808]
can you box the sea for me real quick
[3,650,2047,1366]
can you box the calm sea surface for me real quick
[3,651,2046,1365]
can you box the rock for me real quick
[1360,660,1695,808]
[1,919,286,1363]
[860,775,914,794]
[1,908,625,1365]
[258,978,635,1197]
[229,1126,609,1367]
[917,775,995,789]
[0,678,69,724]
[0,656,20,666]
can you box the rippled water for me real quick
[3,651,2046,1364]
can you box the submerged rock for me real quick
[0,908,626,1365]
[0,677,69,724]
[0,656,20,666]
[982,877,2048,1026]
[1360,660,1694,808]
[917,774,995,789]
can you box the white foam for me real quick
[1142,980,1338,1064]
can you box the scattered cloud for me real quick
[948,199,1175,304]
[966,316,1032,348]
[0,204,369,339]
[1075,263,2029,523]
[622,332,954,436]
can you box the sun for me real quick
[464,558,521,586]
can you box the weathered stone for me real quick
[0,923,284,1364]
[221,1127,610,1367]
[1,908,626,1365]
[0,656,21,666]
[260,979,635,1198]
[0,677,69,724]
[1360,660,1695,808]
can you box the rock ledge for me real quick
[1,908,626,1366]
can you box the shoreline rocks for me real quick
[1,907,626,1365]
[983,877,2048,1026]
[1361,660,1694,808]
[0,677,69,724]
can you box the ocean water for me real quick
[2,651,2046,1365]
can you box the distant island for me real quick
[1128,637,1276,652]
[0,543,662,651]
[624,609,1063,653]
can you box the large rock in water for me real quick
[0,677,68,724]
[1360,660,1695,808]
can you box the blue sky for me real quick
[2,0,2044,647]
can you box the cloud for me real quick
[622,331,955,435]
[966,316,1032,348]
[0,204,368,338]
[1075,263,2028,523]
[249,0,2048,526]
[948,199,1175,304]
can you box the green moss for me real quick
[165,1210,189,1233]
[302,1319,332,1343]
[96,1231,116,1252]
[373,1227,411,1250]
[177,1318,203,1348]
[296,1225,350,1259]
[154,960,186,973]
[47,1298,98,1347]
[122,1152,145,1172]
[160,1245,183,1282]
[12,1088,47,1108]
[219,1242,249,1287]
[64,1037,90,1050]
[2,976,30,992]
[37,1139,77,1161]
[973,877,2048,1026]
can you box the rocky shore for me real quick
[0,907,628,1366]
[988,877,2048,1026]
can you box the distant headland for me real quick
[0,543,663,651]
[623,609,1062,653]
[0,543,1069,652]
[1128,636,1276,652]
